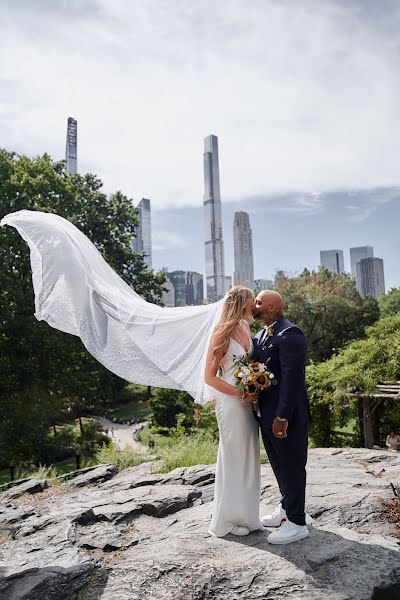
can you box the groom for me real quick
[251,290,310,545]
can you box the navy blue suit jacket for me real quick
[252,317,310,427]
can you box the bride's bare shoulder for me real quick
[240,319,251,333]
[210,328,229,350]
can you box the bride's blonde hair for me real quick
[212,286,254,358]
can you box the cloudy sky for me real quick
[1,0,399,287]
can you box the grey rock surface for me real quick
[0,448,399,600]
[2,479,48,501]
[65,464,119,488]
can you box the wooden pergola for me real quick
[350,382,400,449]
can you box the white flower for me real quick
[258,364,266,372]
[238,372,244,378]
[269,373,275,379]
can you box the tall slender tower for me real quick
[203,135,225,302]
[132,198,152,269]
[65,117,77,175]
[233,211,255,288]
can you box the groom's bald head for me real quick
[253,290,284,325]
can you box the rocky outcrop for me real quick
[2,479,48,501]
[0,449,399,600]
[65,464,119,488]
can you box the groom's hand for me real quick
[272,417,288,439]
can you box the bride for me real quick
[1,211,262,538]
[205,286,263,537]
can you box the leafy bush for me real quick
[150,388,195,428]
[379,288,400,318]
[307,314,400,446]
[16,463,59,481]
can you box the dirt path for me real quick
[94,416,148,453]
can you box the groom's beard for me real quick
[253,309,267,321]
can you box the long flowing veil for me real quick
[0,210,224,404]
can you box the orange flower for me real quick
[253,373,270,389]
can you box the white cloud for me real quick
[1,0,400,208]
[343,187,400,221]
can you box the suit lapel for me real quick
[255,317,288,355]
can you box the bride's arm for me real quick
[204,333,242,398]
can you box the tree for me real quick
[0,149,165,476]
[307,314,400,446]
[273,268,379,362]
[379,288,400,318]
[150,388,195,429]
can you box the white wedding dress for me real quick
[209,338,263,537]
[0,210,263,538]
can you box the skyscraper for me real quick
[161,278,175,308]
[356,257,385,299]
[255,278,273,292]
[224,275,232,294]
[65,117,77,175]
[165,270,204,306]
[350,246,374,280]
[186,271,204,306]
[320,249,345,274]
[203,134,225,302]
[132,198,152,270]
[233,211,254,288]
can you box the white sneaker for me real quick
[267,520,309,545]
[229,525,250,536]
[261,503,287,527]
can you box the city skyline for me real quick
[151,193,398,291]
[60,120,400,294]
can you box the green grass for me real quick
[137,426,172,448]
[154,433,218,473]
[95,443,151,470]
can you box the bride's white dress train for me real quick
[209,338,263,537]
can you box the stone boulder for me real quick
[0,448,399,600]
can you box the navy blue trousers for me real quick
[260,421,308,526]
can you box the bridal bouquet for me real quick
[233,356,277,416]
